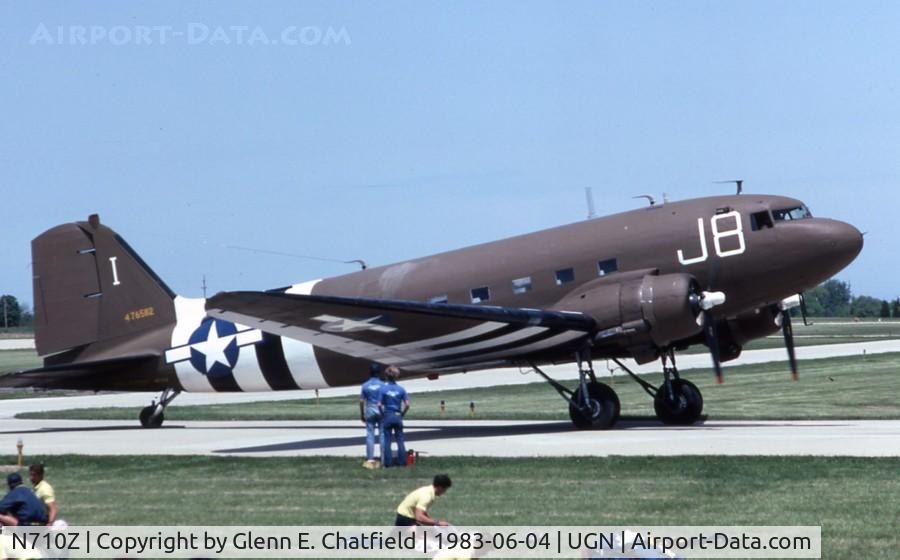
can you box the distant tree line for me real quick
[802,279,899,318]
[0,295,34,329]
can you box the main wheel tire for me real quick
[139,405,164,429]
[654,379,703,425]
[569,382,620,430]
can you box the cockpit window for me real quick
[772,206,812,221]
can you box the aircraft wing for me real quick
[206,291,596,372]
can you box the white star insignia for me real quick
[191,321,236,371]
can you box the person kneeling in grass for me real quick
[394,474,452,526]
[0,473,47,527]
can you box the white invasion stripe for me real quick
[228,342,271,392]
[395,326,549,364]
[171,296,215,393]
[389,321,508,351]
[285,279,322,296]
[278,279,329,388]
[422,330,586,368]
[281,338,329,389]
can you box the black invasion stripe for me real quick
[426,323,522,351]
[207,372,242,392]
[256,333,301,390]
[416,328,571,367]
[167,365,184,392]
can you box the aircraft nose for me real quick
[775,218,863,288]
[823,219,864,267]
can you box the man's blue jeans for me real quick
[381,412,406,467]
[364,408,382,460]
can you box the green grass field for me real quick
[0,455,896,559]
[18,353,900,421]
[0,348,40,371]
[684,319,900,353]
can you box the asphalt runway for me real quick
[1,339,899,458]
[3,418,900,457]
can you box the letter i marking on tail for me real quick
[109,256,121,286]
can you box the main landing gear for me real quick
[531,349,620,430]
[139,388,180,428]
[532,347,703,430]
[614,349,704,426]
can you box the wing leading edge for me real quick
[205,291,596,373]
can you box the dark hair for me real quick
[433,474,452,489]
[369,363,383,377]
[29,464,45,476]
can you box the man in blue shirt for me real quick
[359,362,385,469]
[0,472,48,527]
[379,365,410,468]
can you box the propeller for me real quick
[777,295,803,381]
[693,290,727,383]
[799,292,811,326]
[702,310,724,384]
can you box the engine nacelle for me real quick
[553,272,704,352]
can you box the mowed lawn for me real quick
[0,455,896,559]
[21,353,900,421]
[0,348,40,372]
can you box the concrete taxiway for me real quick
[2,418,900,457]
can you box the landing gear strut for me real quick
[531,348,620,430]
[613,349,704,426]
[139,388,180,428]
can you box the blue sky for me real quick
[1,1,897,307]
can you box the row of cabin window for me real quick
[429,258,619,305]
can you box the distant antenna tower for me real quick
[201,274,207,298]
[585,187,597,219]
[714,179,744,195]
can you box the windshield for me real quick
[772,206,812,221]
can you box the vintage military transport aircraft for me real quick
[1,192,863,429]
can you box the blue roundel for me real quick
[188,318,239,378]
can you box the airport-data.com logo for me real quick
[28,22,351,47]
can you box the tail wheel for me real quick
[654,379,703,425]
[569,382,620,430]
[139,405,164,429]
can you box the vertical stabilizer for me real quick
[32,215,177,356]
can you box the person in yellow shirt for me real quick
[28,464,56,525]
[395,474,452,526]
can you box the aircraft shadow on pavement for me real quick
[212,418,848,454]
[0,419,849,442]
[214,422,576,454]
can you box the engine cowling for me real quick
[553,272,705,357]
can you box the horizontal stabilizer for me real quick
[0,355,160,390]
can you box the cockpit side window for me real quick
[773,206,812,222]
[751,210,774,231]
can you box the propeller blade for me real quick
[799,293,811,326]
[782,311,799,381]
[702,310,724,384]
